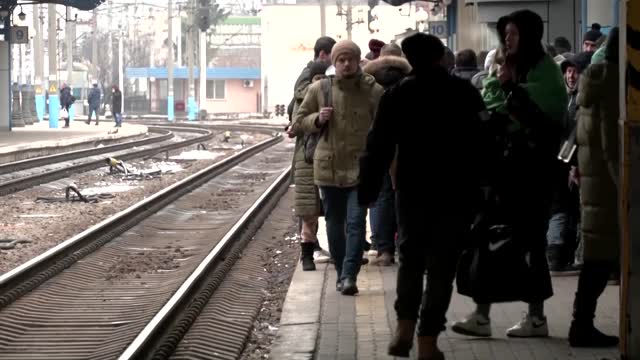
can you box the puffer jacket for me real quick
[291,83,322,216]
[362,55,411,89]
[576,61,620,261]
[296,72,384,188]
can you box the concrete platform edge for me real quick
[269,261,328,359]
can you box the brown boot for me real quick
[388,320,415,357]
[417,336,445,360]
[372,251,394,266]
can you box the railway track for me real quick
[0,127,173,175]
[0,126,215,197]
[0,134,294,359]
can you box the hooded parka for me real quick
[362,56,412,89]
[481,9,568,303]
[296,72,384,188]
[576,50,620,262]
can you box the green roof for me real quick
[223,17,261,25]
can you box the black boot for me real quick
[570,261,617,347]
[569,321,619,347]
[547,245,563,272]
[300,242,316,271]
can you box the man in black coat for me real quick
[359,33,489,360]
[362,42,411,266]
[286,36,335,122]
[111,85,123,127]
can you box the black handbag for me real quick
[456,203,536,304]
[303,78,332,164]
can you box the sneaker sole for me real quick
[451,324,492,338]
[506,332,549,338]
[550,270,581,277]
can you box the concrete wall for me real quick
[200,79,262,114]
[457,0,581,51]
[456,0,613,54]
[261,4,445,111]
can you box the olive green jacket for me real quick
[576,61,620,261]
[295,73,384,188]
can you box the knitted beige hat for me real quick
[331,40,362,64]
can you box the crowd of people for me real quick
[57,83,123,128]
[285,9,620,360]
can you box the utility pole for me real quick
[199,30,206,116]
[92,8,98,81]
[118,26,124,114]
[34,4,44,121]
[177,12,182,67]
[346,0,353,40]
[320,0,327,36]
[108,0,113,86]
[168,0,174,121]
[66,6,73,86]
[48,4,60,128]
[187,0,196,120]
[337,0,363,40]
[66,6,75,122]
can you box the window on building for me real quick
[206,80,225,100]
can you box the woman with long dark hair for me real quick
[452,9,568,338]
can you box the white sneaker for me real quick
[313,250,331,264]
[451,313,492,337]
[506,313,549,337]
[368,249,378,257]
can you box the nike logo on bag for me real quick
[488,239,510,252]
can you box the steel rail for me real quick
[119,165,292,360]
[0,134,283,309]
[0,127,173,175]
[0,126,214,196]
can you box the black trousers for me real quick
[573,260,616,323]
[394,191,467,336]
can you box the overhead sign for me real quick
[428,21,448,38]
[11,26,28,44]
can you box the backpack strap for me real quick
[319,78,332,140]
[321,77,332,108]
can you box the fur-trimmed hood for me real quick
[362,55,412,89]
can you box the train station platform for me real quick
[271,217,621,360]
[0,121,148,163]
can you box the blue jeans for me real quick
[319,186,367,282]
[547,212,574,247]
[369,174,396,255]
[114,112,122,126]
[88,106,100,122]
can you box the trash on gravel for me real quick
[170,150,226,160]
[1,223,25,228]
[17,214,63,218]
[81,183,138,196]
[0,238,32,250]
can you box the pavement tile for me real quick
[274,215,622,360]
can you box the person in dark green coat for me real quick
[569,27,620,348]
[452,9,567,339]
